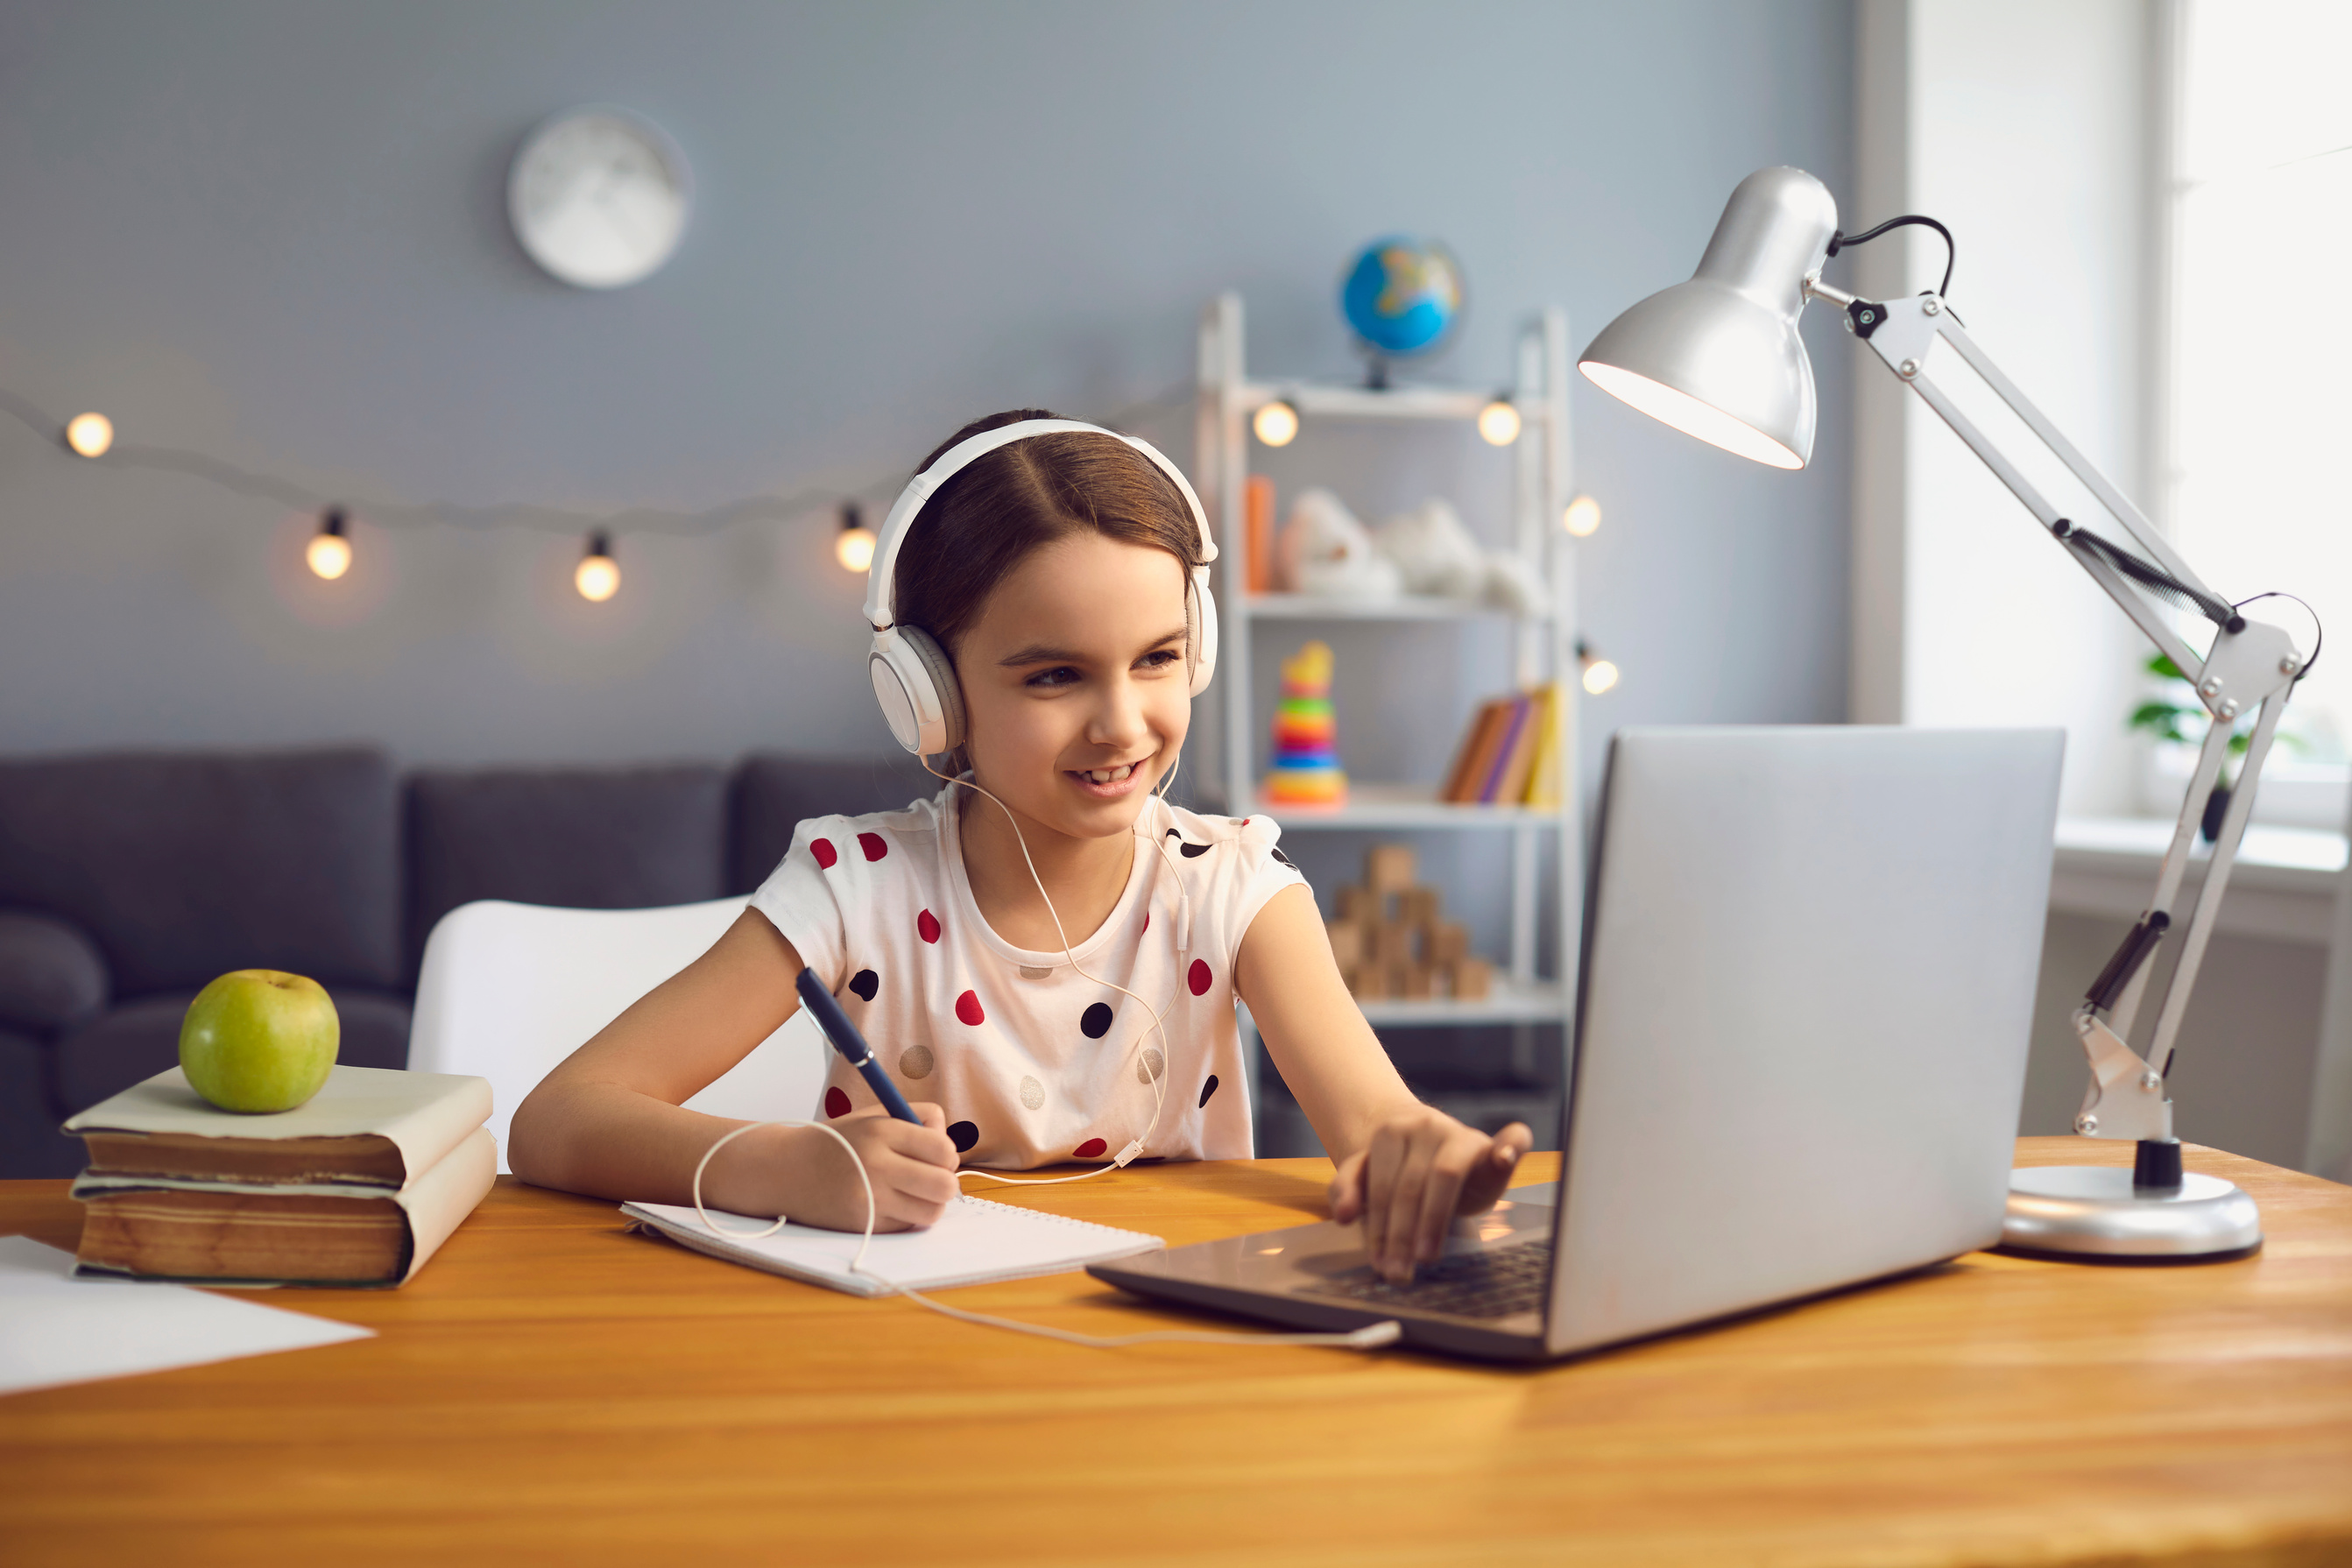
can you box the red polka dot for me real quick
[823,1086,851,1118]
[810,837,837,870]
[1240,817,1250,826]
[1188,959,1212,996]
[1141,910,1149,934]
[1074,1138,1108,1160]
[917,908,941,943]
[955,990,985,1027]
[858,831,888,862]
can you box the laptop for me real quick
[1091,725,2065,1362]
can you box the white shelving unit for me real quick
[1193,293,1583,1033]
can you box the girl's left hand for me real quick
[1327,1109,1535,1282]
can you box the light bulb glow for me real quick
[64,413,114,458]
[1581,658,1620,696]
[1253,399,1300,448]
[1476,399,1521,447]
[837,524,876,573]
[576,535,620,603]
[1563,495,1602,537]
[307,532,352,580]
[1579,360,1805,470]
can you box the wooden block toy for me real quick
[1373,922,1411,966]
[1401,964,1435,999]
[1385,962,1416,999]
[1338,886,1381,926]
[1366,844,1416,893]
[1349,963,1388,1000]
[1448,957,1493,1001]
[1324,920,1363,968]
[1396,886,1440,927]
[1428,922,1469,965]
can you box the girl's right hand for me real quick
[709,1105,961,1233]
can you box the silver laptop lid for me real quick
[1547,726,2063,1357]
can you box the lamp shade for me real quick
[1579,166,1839,470]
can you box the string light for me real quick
[1476,397,1521,447]
[835,500,876,573]
[305,507,352,580]
[1563,494,1602,537]
[1576,638,1620,696]
[1252,399,1300,448]
[575,532,620,602]
[64,412,113,458]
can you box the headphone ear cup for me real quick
[869,626,965,756]
[1188,565,1218,697]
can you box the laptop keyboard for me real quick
[1304,1240,1552,1320]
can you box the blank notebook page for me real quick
[619,1195,1163,1297]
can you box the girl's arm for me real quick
[1234,884,1532,1281]
[507,908,959,1232]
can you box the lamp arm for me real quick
[1805,280,2311,1140]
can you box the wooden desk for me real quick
[4,1140,2349,1566]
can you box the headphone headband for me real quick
[861,419,1217,632]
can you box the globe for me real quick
[1340,237,1465,357]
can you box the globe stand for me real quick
[1363,353,1392,391]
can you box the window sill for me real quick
[2051,816,2345,945]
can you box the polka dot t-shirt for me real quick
[749,786,1306,1168]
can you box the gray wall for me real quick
[0,0,1854,776]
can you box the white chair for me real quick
[407,898,829,1173]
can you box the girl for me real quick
[510,411,1533,1282]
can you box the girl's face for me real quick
[955,531,1193,842]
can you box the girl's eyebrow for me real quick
[998,625,1190,667]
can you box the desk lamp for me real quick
[1579,166,2306,1260]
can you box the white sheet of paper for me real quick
[0,1235,374,1398]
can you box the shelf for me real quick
[1242,978,1569,1032]
[1240,592,1550,622]
[1246,783,1563,830]
[1238,380,1555,425]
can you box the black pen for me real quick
[795,967,922,1125]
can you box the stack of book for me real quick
[1438,682,1564,807]
[62,1064,496,1287]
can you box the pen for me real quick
[795,967,922,1125]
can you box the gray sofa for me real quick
[0,746,930,1177]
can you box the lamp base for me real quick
[2000,1165,2262,1261]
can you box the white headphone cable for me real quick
[687,1118,1401,1352]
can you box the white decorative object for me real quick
[1483,549,1550,616]
[1279,488,1402,600]
[508,109,692,289]
[1372,498,1487,599]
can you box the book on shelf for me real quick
[1438,682,1564,807]
[63,1065,496,1287]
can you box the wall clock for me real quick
[507,109,692,289]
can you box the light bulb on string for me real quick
[575,531,620,603]
[1562,495,1602,538]
[1477,397,1521,447]
[1252,399,1299,448]
[306,507,352,580]
[63,413,114,458]
[1576,638,1619,696]
[835,500,876,573]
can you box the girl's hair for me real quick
[893,408,1202,661]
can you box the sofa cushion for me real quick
[53,987,413,1119]
[406,765,729,974]
[0,910,110,1035]
[728,753,936,894]
[0,1028,85,1179]
[0,748,400,995]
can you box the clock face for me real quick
[507,109,691,289]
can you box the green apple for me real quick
[179,970,340,1113]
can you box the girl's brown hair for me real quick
[893,409,1202,661]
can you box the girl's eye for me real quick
[1137,648,1183,671]
[1026,666,1081,689]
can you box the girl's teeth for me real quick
[1084,764,1134,784]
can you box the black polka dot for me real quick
[1180,841,1211,858]
[1080,1001,1114,1039]
[1197,1075,1219,1108]
[1270,846,1296,869]
[947,1120,979,1153]
[847,969,879,1000]
[1165,828,1181,839]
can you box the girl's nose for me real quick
[1088,672,1153,750]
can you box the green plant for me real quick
[2128,653,2301,792]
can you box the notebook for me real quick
[620,1194,1164,1297]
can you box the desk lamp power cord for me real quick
[683,749,1400,1352]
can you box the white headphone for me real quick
[863,419,1219,756]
